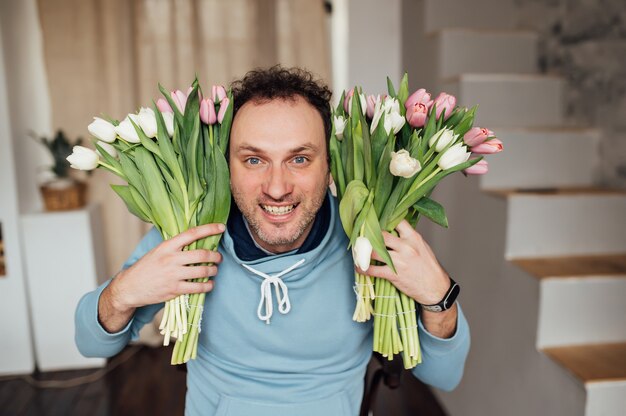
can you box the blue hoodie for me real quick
[75,195,470,416]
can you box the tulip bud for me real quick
[390,149,421,178]
[115,116,141,143]
[428,128,458,152]
[366,95,379,119]
[471,138,503,154]
[433,92,456,120]
[334,115,346,139]
[343,88,354,114]
[171,89,187,113]
[463,127,492,147]
[157,98,173,113]
[370,99,384,134]
[67,145,100,171]
[200,98,217,125]
[405,88,432,110]
[96,141,118,158]
[406,102,428,128]
[383,111,406,135]
[211,85,227,103]
[383,97,401,115]
[217,97,230,124]
[463,158,488,175]
[138,107,158,138]
[352,236,373,272]
[438,143,471,170]
[87,117,117,143]
[162,112,174,137]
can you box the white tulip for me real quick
[438,143,471,170]
[138,107,158,138]
[358,93,367,116]
[67,145,99,171]
[384,111,406,135]
[390,149,421,178]
[370,99,384,134]
[87,117,117,143]
[383,97,400,115]
[162,111,174,137]
[96,141,118,158]
[115,115,141,143]
[334,115,346,140]
[428,128,457,152]
[352,236,373,272]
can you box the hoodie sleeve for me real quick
[75,227,164,358]
[410,302,470,392]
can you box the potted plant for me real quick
[31,129,88,211]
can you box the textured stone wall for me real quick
[515,0,626,187]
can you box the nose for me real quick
[263,164,293,201]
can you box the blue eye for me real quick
[246,157,261,165]
[294,156,307,164]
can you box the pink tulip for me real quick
[200,98,217,125]
[343,88,354,113]
[464,158,488,175]
[406,102,429,128]
[471,138,503,154]
[405,88,432,110]
[366,95,378,119]
[212,85,227,103]
[217,97,230,124]
[464,127,494,147]
[157,98,173,113]
[171,89,188,113]
[433,92,456,120]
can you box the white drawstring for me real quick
[241,259,306,324]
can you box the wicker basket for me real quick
[40,180,87,211]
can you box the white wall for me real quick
[347,0,402,95]
[0,18,35,376]
[0,0,53,214]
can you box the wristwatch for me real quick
[420,277,460,312]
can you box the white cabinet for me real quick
[21,204,106,371]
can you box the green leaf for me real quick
[453,105,477,138]
[129,117,162,158]
[329,134,346,199]
[387,77,397,98]
[372,138,395,217]
[339,180,369,238]
[397,73,409,114]
[93,141,125,180]
[413,197,448,228]
[153,102,185,186]
[352,120,365,183]
[158,83,185,128]
[117,151,146,196]
[111,184,151,223]
[363,203,396,273]
[217,91,233,155]
[336,91,346,115]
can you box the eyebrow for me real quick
[235,143,320,154]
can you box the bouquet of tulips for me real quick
[67,79,233,364]
[330,74,502,368]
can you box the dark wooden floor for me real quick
[0,346,446,416]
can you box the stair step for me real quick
[434,29,538,78]
[538,276,626,347]
[512,254,626,279]
[503,190,626,258]
[441,74,565,128]
[543,343,626,383]
[481,128,599,190]
[423,0,517,33]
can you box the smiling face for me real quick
[229,96,330,253]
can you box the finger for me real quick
[396,220,422,247]
[175,280,215,295]
[357,263,398,282]
[180,264,219,280]
[382,231,406,252]
[166,223,226,251]
[176,249,222,265]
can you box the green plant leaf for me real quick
[363,203,396,273]
[413,197,448,228]
[387,77,397,98]
[111,184,151,223]
[339,180,369,238]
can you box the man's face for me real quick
[229,96,330,253]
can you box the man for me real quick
[76,66,470,416]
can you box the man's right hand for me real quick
[98,223,225,333]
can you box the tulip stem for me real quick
[98,161,124,177]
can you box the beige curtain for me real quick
[37,0,330,279]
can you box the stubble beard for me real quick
[231,182,328,251]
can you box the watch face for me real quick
[444,283,461,308]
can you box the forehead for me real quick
[230,96,325,152]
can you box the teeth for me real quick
[262,204,295,215]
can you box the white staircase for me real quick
[409,1,626,415]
